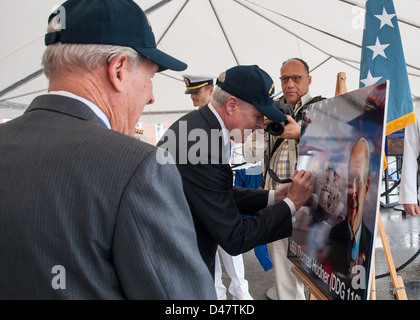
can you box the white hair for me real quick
[42,17,144,79]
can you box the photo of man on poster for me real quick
[324,137,374,293]
[288,82,387,300]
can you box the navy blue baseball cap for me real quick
[216,65,287,123]
[45,0,187,72]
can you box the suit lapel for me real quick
[198,105,222,130]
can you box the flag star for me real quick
[374,7,396,29]
[367,37,390,59]
[375,7,396,29]
[360,71,382,87]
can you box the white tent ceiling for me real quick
[1,0,420,123]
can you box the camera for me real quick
[266,121,286,136]
[266,100,294,136]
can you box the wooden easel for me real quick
[292,72,408,300]
[291,266,331,300]
[375,214,407,299]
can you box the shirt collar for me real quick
[48,90,111,129]
[208,102,230,147]
[347,220,362,242]
[300,91,313,106]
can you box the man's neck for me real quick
[48,69,115,126]
[285,91,312,110]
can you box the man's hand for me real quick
[403,203,420,216]
[286,170,313,211]
[274,183,290,203]
[278,115,301,140]
[265,115,301,140]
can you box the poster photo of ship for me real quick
[287,81,388,300]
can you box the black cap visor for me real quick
[136,47,187,72]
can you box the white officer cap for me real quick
[183,74,214,94]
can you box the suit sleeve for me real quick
[177,162,292,256]
[232,186,270,215]
[111,151,216,300]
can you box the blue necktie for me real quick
[225,142,231,163]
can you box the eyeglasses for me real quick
[280,75,309,85]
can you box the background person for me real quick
[400,106,420,216]
[263,58,325,300]
[183,74,214,109]
[157,65,313,281]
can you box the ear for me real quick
[225,96,239,115]
[364,177,371,200]
[307,75,312,86]
[108,54,129,92]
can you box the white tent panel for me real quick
[0,101,27,119]
[153,0,239,74]
[0,0,419,123]
[0,0,57,86]
[142,71,193,120]
[400,24,420,69]
[146,0,189,40]
[246,0,363,44]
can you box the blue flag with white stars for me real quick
[359,0,414,135]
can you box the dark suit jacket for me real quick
[325,218,373,274]
[0,94,216,299]
[324,218,374,299]
[157,105,293,275]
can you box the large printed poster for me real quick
[288,81,388,300]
